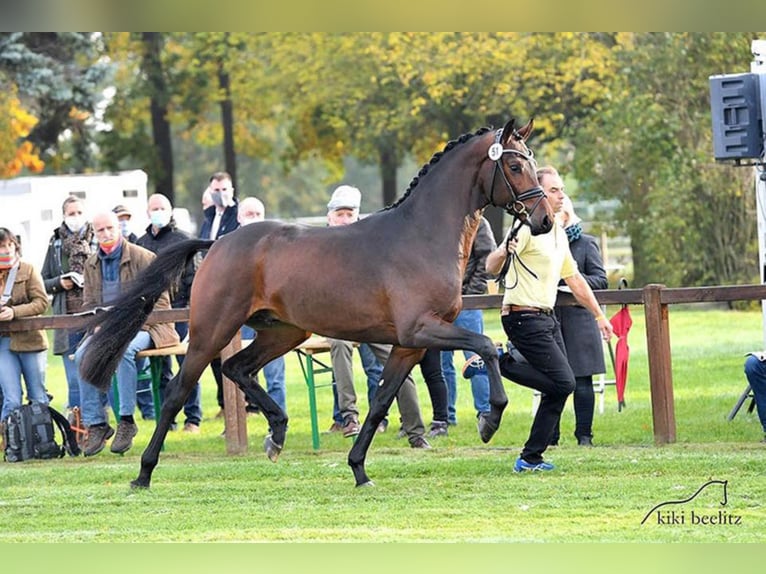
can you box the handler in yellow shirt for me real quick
[485,165,613,473]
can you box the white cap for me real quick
[327,185,361,212]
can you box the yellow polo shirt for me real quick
[501,224,578,310]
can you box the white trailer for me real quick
[0,170,149,269]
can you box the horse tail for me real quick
[78,238,214,391]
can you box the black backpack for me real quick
[3,403,81,462]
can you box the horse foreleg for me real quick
[131,355,208,489]
[348,346,423,487]
[478,350,506,443]
[403,321,507,443]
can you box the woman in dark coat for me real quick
[552,196,608,446]
[40,196,97,413]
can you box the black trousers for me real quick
[500,311,575,463]
[419,348,449,423]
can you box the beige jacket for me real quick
[0,261,49,352]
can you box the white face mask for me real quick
[64,215,85,233]
[150,210,172,229]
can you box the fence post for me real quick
[643,283,676,444]
[221,332,248,454]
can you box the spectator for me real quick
[112,202,152,420]
[743,352,766,442]
[198,172,241,419]
[112,204,138,243]
[237,196,287,416]
[444,216,496,425]
[136,193,202,433]
[324,185,430,448]
[199,172,239,241]
[0,227,50,427]
[74,211,179,456]
[329,343,387,433]
[550,195,608,447]
[483,165,613,472]
[41,196,97,418]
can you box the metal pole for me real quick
[751,39,766,346]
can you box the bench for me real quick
[132,342,189,421]
[292,336,350,450]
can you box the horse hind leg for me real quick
[348,346,423,487]
[221,325,309,462]
[131,351,213,489]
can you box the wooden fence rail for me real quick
[6,283,766,447]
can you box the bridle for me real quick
[487,128,547,287]
[487,128,546,238]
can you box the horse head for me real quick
[486,118,553,236]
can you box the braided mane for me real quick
[382,126,493,211]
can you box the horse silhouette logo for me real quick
[641,480,740,526]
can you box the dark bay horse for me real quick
[79,118,553,488]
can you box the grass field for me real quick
[1,306,764,542]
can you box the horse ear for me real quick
[500,119,517,145]
[515,118,535,141]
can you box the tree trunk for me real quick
[141,32,174,203]
[379,146,398,207]
[217,44,237,193]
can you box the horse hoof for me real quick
[264,434,283,463]
[356,480,375,488]
[477,414,498,444]
[130,479,150,490]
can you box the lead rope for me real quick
[495,222,539,290]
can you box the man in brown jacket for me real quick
[74,211,179,456]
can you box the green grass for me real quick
[1,307,765,542]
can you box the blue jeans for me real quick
[440,309,491,423]
[168,321,203,425]
[62,330,85,409]
[75,330,152,426]
[744,355,766,433]
[263,356,287,414]
[240,326,287,413]
[332,343,384,424]
[0,337,48,420]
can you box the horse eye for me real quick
[509,164,522,173]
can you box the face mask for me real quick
[150,210,172,229]
[99,237,120,255]
[239,217,259,227]
[119,220,131,237]
[0,250,15,269]
[210,191,224,208]
[64,216,85,233]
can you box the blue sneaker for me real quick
[513,457,555,472]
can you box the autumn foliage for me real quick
[0,94,45,177]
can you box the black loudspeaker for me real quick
[709,72,763,161]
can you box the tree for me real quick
[141,32,175,200]
[0,32,111,171]
[0,89,44,177]
[573,33,758,287]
